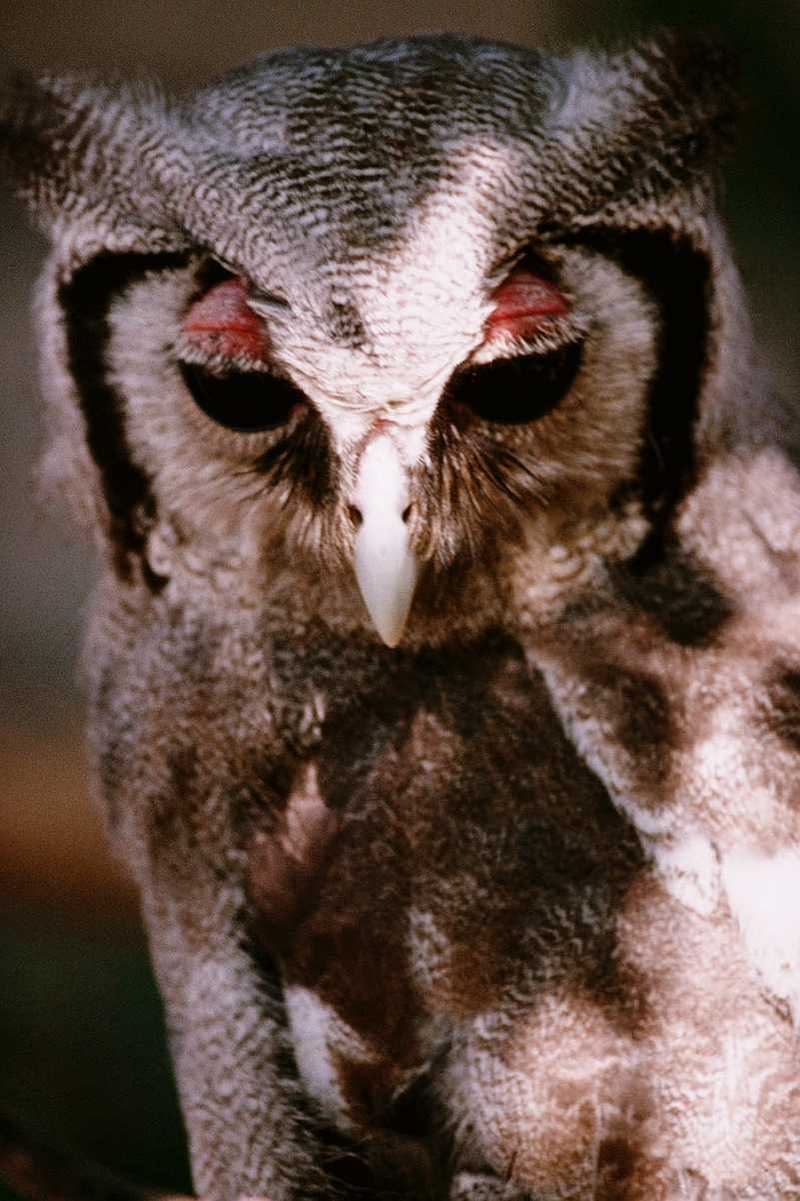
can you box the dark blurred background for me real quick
[1,0,798,1194]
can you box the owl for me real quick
[4,29,800,1201]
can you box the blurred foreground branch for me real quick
[0,1110,190,1201]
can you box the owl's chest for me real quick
[244,635,642,1145]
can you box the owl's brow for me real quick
[206,253,292,312]
[248,290,293,315]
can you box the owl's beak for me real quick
[351,434,418,648]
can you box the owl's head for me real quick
[2,32,748,647]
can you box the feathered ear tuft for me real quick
[626,28,743,171]
[2,72,107,228]
[550,29,743,226]
[0,70,180,250]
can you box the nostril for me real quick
[348,504,363,529]
[401,504,412,524]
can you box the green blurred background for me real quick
[1,0,798,1194]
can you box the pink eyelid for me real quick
[485,269,570,340]
[182,269,568,361]
[183,277,271,363]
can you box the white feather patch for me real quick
[284,986,351,1122]
[645,831,721,917]
[721,846,800,1022]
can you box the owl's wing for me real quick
[681,441,800,1020]
[537,434,800,1021]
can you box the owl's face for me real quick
[3,33,739,647]
[111,237,656,645]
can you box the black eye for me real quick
[179,362,307,432]
[446,341,583,425]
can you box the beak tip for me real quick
[361,585,414,649]
[354,533,418,650]
[376,625,403,650]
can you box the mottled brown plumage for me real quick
[4,30,800,1201]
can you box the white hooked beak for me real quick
[351,434,418,648]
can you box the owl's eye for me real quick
[446,341,583,425]
[179,271,307,432]
[179,361,307,432]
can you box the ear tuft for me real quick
[635,28,743,168]
[1,69,178,243]
[551,29,744,227]
[2,71,50,187]
[1,71,92,221]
